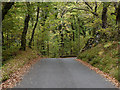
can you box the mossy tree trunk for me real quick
[101,3,110,42]
[20,14,30,51]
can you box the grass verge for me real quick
[77,41,119,82]
[1,48,39,82]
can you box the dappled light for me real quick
[1,1,120,88]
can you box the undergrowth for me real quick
[1,48,39,82]
[77,41,119,81]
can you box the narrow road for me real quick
[15,58,116,88]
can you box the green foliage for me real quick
[2,46,20,61]
[2,2,119,57]
[2,2,120,82]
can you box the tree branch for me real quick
[95,1,97,13]
[70,8,98,16]
[83,0,93,11]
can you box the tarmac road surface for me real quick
[15,58,116,88]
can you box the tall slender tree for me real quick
[29,6,40,48]
[20,3,30,51]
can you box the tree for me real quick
[117,2,120,82]
[2,2,14,47]
[102,2,110,28]
[20,3,30,51]
[2,2,14,21]
[29,6,40,48]
[116,2,120,25]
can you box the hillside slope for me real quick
[77,41,119,81]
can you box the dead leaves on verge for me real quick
[76,59,120,88]
[0,56,42,89]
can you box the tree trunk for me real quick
[20,14,30,51]
[29,7,39,48]
[47,41,49,56]
[116,2,120,26]
[73,32,75,41]
[58,24,64,56]
[6,31,9,48]
[116,2,120,82]
[2,2,14,48]
[101,3,110,42]
[78,25,80,53]
[2,32,4,46]
[40,9,49,55]
[102,3,108,28]
[2,2,14,21]
[61,29,64,56]
[69,34,72,55]
[71,22,75,41]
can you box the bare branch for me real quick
[95,1,97,13]
[83,0,93,11]
[70,8,98,17]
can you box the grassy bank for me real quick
[77,41,119,81]
[1,48,39,82]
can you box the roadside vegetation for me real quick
[1,48,39,82]
[1,1,120,83]
[78,41,119,81]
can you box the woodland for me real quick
[1,2,120,82]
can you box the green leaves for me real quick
[2,2,119,59]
